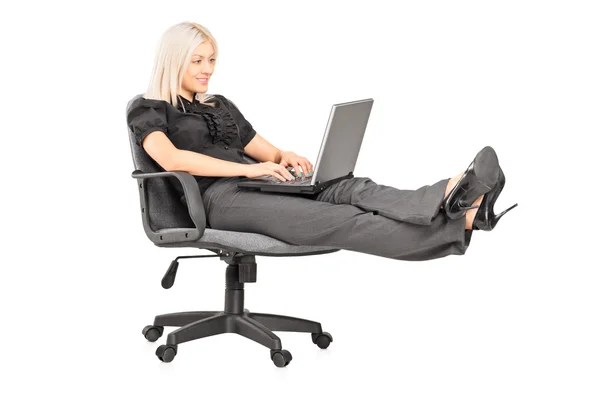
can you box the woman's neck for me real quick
[179,92,195,102]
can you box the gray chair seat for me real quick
[157,227,340,256]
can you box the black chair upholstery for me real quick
[127,95,338,367]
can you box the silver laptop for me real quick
[237,98,374,195]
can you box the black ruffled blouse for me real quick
[126,93,257,199]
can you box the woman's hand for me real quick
[244,161,296,181]
[278,150,314,177]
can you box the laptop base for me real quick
[237,173,354,195]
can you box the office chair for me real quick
[127,95,337,367]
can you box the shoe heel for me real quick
[488,202,518,229]
[495,203,518,220]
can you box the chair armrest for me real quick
[131,170,206,244]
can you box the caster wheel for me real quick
[142,325,164,342]
[156,344,177,363]
[311,332,333,349]
[270,349,292,367]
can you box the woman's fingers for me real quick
[301,161,310,175]
[290,162,300,176]
[284,167,295,180]
[263,162,296,181]
[275,166,289,181]
[280,165,295,180]
[270,171,285,181]
[296,161,312,176]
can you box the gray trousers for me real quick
[202,176,472,261]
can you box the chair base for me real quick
[155,308,322,349]
[145,260,332,367]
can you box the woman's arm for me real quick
[144,131,249,177]
[243,133,283,163]
[171,149,249,177]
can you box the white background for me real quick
[1,0,599,398]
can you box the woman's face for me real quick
[180,40,216,101]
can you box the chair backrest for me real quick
[126,94,260,232]
[127,95,196,231]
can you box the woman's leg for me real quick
[308,176,449,226]
[203,177,471,262]
[308,175,483,229]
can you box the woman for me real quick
[126,21,518,261]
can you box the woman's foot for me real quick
[444,172,464,201]
[443,146,500,219]
[465,195,484,230]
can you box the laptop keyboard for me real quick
[263,175,312,185]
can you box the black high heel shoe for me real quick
[443,146,500,220]
[473,167,518,231]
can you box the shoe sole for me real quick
[473,146,500,190]
[443,146,500,219]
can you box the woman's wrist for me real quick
[275,149,285,164]
[241,163,251,177]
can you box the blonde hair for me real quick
[144,21,219,108]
